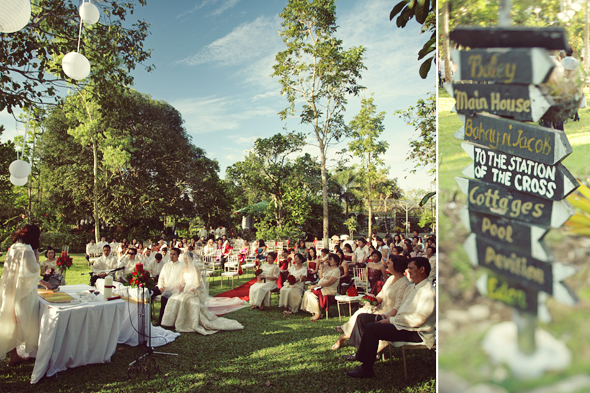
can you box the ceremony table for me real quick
[31,284,126,384]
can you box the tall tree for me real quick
[272,0,366,244]
[348,95,388,237]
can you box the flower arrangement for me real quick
[287,274,297,286]
[255,269,263,276]
[56,254,73,273]
[362,294,379,307]
[124,267,156,290]
[346,286,358,297]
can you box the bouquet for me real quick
[287,274,297,286]
[361,294,379,309]
[56,254,73,273]
[255,269,263,276]
[124,267,156,291]
[346,286,358,297]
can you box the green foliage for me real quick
[390,0,436,78]
[273,0,366,242]
[394,92,436,177]
[0,0,152,113]
[344,216,358,237]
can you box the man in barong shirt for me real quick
[154,248,186,325]
[90,245,119,286]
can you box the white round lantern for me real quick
[79,2,100,25]
[62,52,91,80]
[0,0,31,33]
[10,175,28,186]
[9,159,31,178]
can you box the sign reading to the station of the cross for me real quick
[454,112,573,165]
[459,208,550,261]
[456,177,574,228]
[452,48,555,85]
[450,26,569,50]
[452,83,552,122]
[464,234,554,294]
[461,143,579,201]
[478,273,539,314]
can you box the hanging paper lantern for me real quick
[10,175,28,186]
[0,0,31,33]
[79,2,99,25]
[9,159,31,178]
[62,52,91,80]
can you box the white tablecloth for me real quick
[31,284,126,384]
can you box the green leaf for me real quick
[390,0,409,21]
[419,56,434,79]
[420,191,436,207]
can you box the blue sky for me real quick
[1,0,435,192]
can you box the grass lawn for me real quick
[438,86,590,392]
[0,253,435,392]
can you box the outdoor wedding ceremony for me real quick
[0,0,436,392]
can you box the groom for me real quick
[154,248,186,326]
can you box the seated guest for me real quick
[318,248,330,266]
[343,243,354,264]
[335,250,351,291]
[366,251,387,295]
[390,246,403,257]
[294,240,307,255]
[344,257,435,378]
[277,249,291,289]
[196,236,206,247]
[254,239,267,265]
[149,252,165,282]
[116,248,139,281]
[90,245,119,286]
[425,245,436,281]
[203,238,216,256]
[279,253,308,314]
[301,253,341,321]
[140,247,154,266]
[332,256,410,350]
[86,239,98,261]
[40,247,58,281]
[354,239,368,266]
[249,252,279,311]
[154,248,186,325]
[97,236,108,250]
[376,237,389,261]
[160,246,170,263]
[306,247,319,282]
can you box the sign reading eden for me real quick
[454,112,573,165]
[452,83,552,122]
[452,48,554,85]
[477,273,539,314]
[459,208,550,261]
[455,177,574,228]
[462,143,579,201]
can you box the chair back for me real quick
[353,267,369,293]
[276,241,284,251]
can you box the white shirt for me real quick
[118,256,138,276]
[86,243,99,256]
[354,246,367,264]
[157,259,187,291]
[149,258,166,277]
[199,228,208,238]
[390,279,436,349]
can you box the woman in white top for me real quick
[279,253,308,314]
[331,255,410,350]
[203,238,216,256]
[40,247,58,279]
[301,253,341,321]
[249,252,279,310]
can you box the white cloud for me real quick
[177,15,281,67]
[209,0,242,16]
[176,0,216,19]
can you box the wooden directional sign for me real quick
[452,83,552,122]
[452,48,555,85]
[450,26,569,51]
[459,207,550,261]
[476,273,539,314]
[454,112,573,165]
[456,177,574,228]
[462,143,579,201]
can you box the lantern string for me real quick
[21,110,30,161]
[76,2,84,53]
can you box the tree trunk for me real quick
[443,2,452,83]
[320,148,329,245]
[367,152,372,238]
[92,134,100,243]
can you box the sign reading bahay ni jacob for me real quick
[450,25,578,319]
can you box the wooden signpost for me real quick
[461,143,579,201]
[451,83,552,122]
[452,48,555,85]
[454,113,573,165]
[450,25,578,356]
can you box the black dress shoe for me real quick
[342,354,357,361]
[347,365,375,378]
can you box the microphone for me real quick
[109,266,126,273]
[80,271,94,275]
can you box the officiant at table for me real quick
[0,224,51,366]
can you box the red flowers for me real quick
[56,255,73,273]
[346,286,358,297]
[125,267,155,290]
[255,269,263,276]
[362,294,378,306]
[287,275,297,285]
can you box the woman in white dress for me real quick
[0,224,51,365]
[301,253,341,321]
[279,253,308,314]
[161,254,244,335]
[249,252,279,310]
[330,255,410,351]
[40,247,58,279]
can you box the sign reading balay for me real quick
[449,26,578,318]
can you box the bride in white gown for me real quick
[161,253,244,335]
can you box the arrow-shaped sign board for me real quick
[476,273,539,314]
[462,143,579,201]
[454,112,573,165]
[449,26,569,50]
[464,233,577,296]
[452,83,552,122]
[452,48,555,85]
[459,207,550,261]
[456,177,574,228]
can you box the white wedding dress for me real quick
[161,258,244,335]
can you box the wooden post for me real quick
[442,1,451,82]
[499,0,512,27]
[514,309,536,355]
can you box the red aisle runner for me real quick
[214,278,257,301]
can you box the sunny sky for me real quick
[1,0,435,192]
